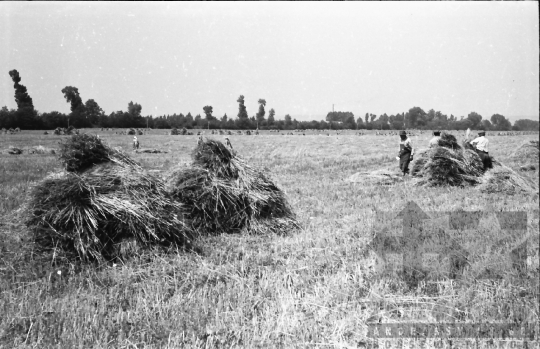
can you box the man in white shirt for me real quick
[429,131,441,148]
[470,131,492,170]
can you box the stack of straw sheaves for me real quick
[165,139,298,236]
[25,134,193,262]
[410,132,537,194]
[25,134,298,263]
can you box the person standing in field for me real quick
[429,131,441,147]
[470,130,492,171]
[133,136,139,150]
[398,130,415,176]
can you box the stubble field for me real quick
[1,130,539,348]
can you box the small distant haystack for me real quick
[44,131,49,135]
[127,128,136,135]
[29,146,56,155]
[170,128,180,135]
[137,129,144,135]
[66,126,78,135]
[14,127,20,132]
[181,127,188,135]
[477,165,538,195]
[54,127,64,135]
[25,134,192,262]
[512,140,539,163]
[165,139,298,235]
[7,146,23,155]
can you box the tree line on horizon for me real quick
[1,70,538,132]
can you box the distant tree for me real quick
[467,112,482,129]
[127,101,142,118]
[61,86,90,128]
[513,119,539,131]
[236,95,250,129]
[0,106,16,129]
[426,109,436,123]
[61,86,84,113]
[84,99,104,126]
[237,95,248,120]
[221,113,228,125]
[408,107,426,128]
[364,113,369,124]
[9,69,39,129]
[256,99,266,127]
[203,105,214,120]
[194,114,203,127]
[481,119,492,130]
[267,108,275,127]
[490,114,512,131]
[41,111,68,129]
[8,70,34,111]
[344,114,356,129]
[370,114,377,123]
[284,114,292,128]
[185,113,194,128]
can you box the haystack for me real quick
[128,128,136,135]
[165,139,298,235]
[58,133,137,172]
[25,134,193,262]
[477,165,538,195]
[411,147,484,187]
[170,128,180,135]
[7,146,23,155]
[436,132,461,150]
[29,146,56,155]
[511,140,539,163]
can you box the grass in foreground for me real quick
[0,131,538,348]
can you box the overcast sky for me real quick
[1,2,538,122]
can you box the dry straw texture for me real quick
[477,165,538,195]
[59,133,138,172]
[511,140,539,162]
[25,134,192,262]
[436,132,462,150]
[412,147,484,187]
[166,138,298,236]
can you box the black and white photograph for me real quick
[0,2,538,348]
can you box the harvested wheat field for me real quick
[0,130,539,347]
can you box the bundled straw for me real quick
[59,133,138,172]
[192,139,240,178]
[26,134,192,262]
[166,138,298,235]
[477,165,538,195]
[437,132,462,150]
[511,140,539,162]
[166,167,251,235]
[412,147,484,187]
[26,164,192,261]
